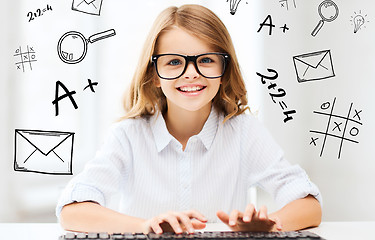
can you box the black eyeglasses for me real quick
[151,52,230,80]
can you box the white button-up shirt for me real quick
[56,107,322,222]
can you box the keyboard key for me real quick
[98,232,110,239]
[64,232,76,239]
[76,232,87,239]
[87,232,98,239]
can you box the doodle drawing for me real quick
[57,29,116,64]
[27,4,53,22]
[14,46,37,72]
[293,50,335,83]
[309,98,363,159]
[14,129,74,175]
[256,68,297,123]
[350,10,369,33]
[278,0,297,11]
[226,0,242,15]
[72,0,103,16]
[311,0,339,37]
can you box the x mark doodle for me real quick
[332,121,342,132]
[353,109,362,121]
[310,137,319,146]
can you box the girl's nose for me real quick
[183,62,200,80]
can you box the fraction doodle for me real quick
[310,97,363,159]
[14,46,37,72]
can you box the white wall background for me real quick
[0,0,374,222]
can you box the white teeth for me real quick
[179,86,204,92]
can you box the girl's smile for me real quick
[176,84,207,96]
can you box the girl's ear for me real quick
[154,78,161,87]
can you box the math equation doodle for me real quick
[309,98,363,159]
[256,68,296,123]
[27,4,53,22]
[14,46,37,72]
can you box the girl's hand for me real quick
[217,204,282,232]
[142,210,207,234]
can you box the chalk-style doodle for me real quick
[14,46,37,72]
[350,10,369,33]
[257,15,289,35]
[72,0,103,16]
[278,0,297,10]
[27,4,52,22]
[226,0,243,15]
[256,68,296,123]
[257,15,275,35]
[311,0,339,37]
[280,24,290,33]
[310,98,363,159]
[52,81,78,116]
[57,29,116,64]
[83,79,98,92]
[52,79,99,116]
[14,129,74,175]
[293,50,335,83]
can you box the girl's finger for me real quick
[150,218,164,234]
[271,216,282,231]
[243,204,256,222]
[258,205,268,220]
[216,210,230,225]
[228,209,241,226]
[174,213,195,233]
[184,210,208,222]
[161,215,183,234]
[191,219,206,230]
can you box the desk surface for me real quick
[0,222,373,240]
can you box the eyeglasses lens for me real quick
[156,54,226,79]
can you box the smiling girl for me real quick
[57,4,322,234]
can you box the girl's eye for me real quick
[168,59,183,66]
[200,57,213,64]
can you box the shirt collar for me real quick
[150,112,174,152]
[196,106,220,150]
[150,106,221,152]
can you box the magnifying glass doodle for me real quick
[311,0,339,37]
[57,29,116,64]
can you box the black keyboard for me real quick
[59,231,324,240]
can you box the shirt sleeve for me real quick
[240,114,322,208]
[55,122,131,219]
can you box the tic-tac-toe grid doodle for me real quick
[310,97,363,159]
[14,45,37,72]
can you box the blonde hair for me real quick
[122,4,249,122]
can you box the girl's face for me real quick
[154,26,221,113]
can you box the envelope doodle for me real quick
[14,129,74,175]
[72,0,103,16]
[293,50,335,83]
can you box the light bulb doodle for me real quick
[226,0,244,15]
[350,10,369,33]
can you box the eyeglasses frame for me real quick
[151,52,230,80]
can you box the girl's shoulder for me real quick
[109,115,152,138]
[225,111,261,130]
